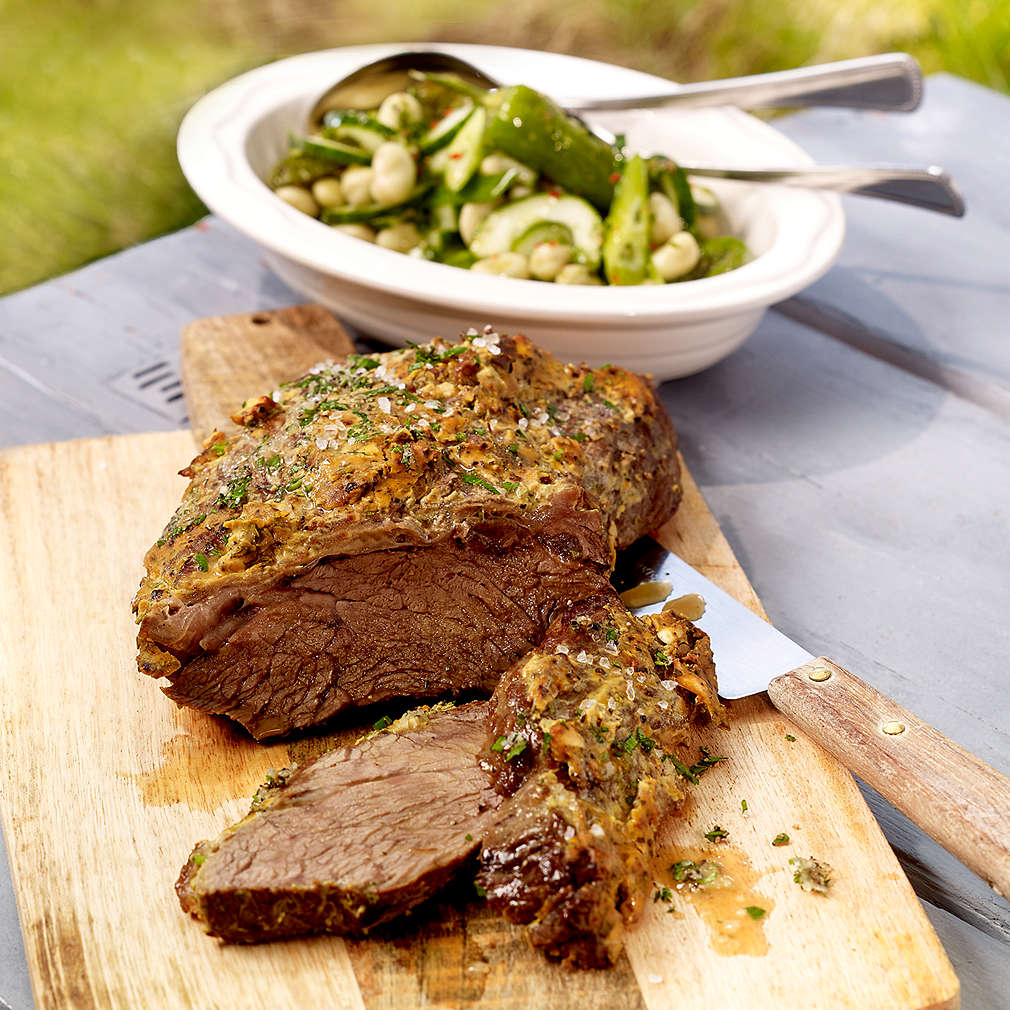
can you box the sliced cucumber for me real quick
[301,136,373,166]
[322,121,394,154]
[470,194,603,268]
[320,183,430,224]
[444,106,487,193]
[512,221,574,256]
[418,102,474,154]
[428,169,516,207]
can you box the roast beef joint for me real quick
[135,329,726,967]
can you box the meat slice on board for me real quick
[177,701,499,941]
[178,595,723,968]
[134,331,680,739]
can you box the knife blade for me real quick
[612,535,1010,904]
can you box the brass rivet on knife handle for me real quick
[768,657,1010,901]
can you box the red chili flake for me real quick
[449,152,463,160]
[548,189,560,198]
[609,172,621,184]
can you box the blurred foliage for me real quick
[0,0,1006,294]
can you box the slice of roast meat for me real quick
[176,595,724,968]
[477,592,725,969]
[135,330,680,737]
[177,701,499,942]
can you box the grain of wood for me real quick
[180,303,355,444]
[0,308,960,1010]
[770,658,1010,901]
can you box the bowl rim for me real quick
[178,42,845,323]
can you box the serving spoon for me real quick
[308,51,964,217]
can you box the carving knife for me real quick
[612,536,1010,903]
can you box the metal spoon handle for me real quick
[684,164,965,216]
[568,53,922,112]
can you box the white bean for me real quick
[649,192,682,246]
[528,242,572,281]
[341,166,375,207]
[652,231,701,281]
[690,184,720,213]
[310,177,344,208]
[333,223,376,242]
[274,185,319,217]
[376,91,423,130]
[370,142,417,205]
[458,201,495,246]
[555,263,602,285]
[376,222,422,253]
[470,252,530,279]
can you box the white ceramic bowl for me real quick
[178,43,845,379]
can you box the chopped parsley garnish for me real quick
[588,725,609,744]
[190,853,206,866]
[474,882,487,898]
[654,650,672,667]
[372,715,393,731]
[506,444,519,455]
[460,473,500,493]
[744,906,766,920]
[663,746,728,784]
[362,385,401,397]
[670,859,720,887]
[465,833,473,842]
[262,454,282,470]
[582,374,595,393]
[571,431,588,442]
[653,886,674,903]
[216,473,251,509]
[210,441,228,456]
[605,626,619,642]
[491,733,526,761]
[704,825,729,843]
[542,731,551,753]
[193,553,209,572]
[603,399,618,410]
[552,449,564,461]
[506,739,527,761]
[347,353,380,370]
[501,480,519,493]
[299,399,350,425]
[790,856,833,894]
[618,726,656,755]
[772,833,790,846]
[785,733,796,742]
[406,340,468,368]
[741,799,749,814]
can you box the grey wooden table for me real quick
[2,73,1009,1009]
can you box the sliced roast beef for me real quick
[135,331,680,737]
[177,701,498,942]
[177,596,725,968]
[478,592,724,969]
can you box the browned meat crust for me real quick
[134,330,680,737]
[478,592,724,969]
[177,701,499,941]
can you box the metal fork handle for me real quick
[568,53,922,113]
[683,163,965,216]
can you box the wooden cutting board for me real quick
[0,305,959,1010]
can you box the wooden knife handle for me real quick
[768,657,1010,901]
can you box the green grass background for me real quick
[2,0,1007,294]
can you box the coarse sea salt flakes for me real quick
[660,679,676,691]
[315,436,328,450]
[599,657,610,668]
[405,403,416,413]
[377,396,392,414]
[555,644,570,654]
[626,684,636,702]
[575,650,591,664]
[424,400,440,410]
[589,823,606,838]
